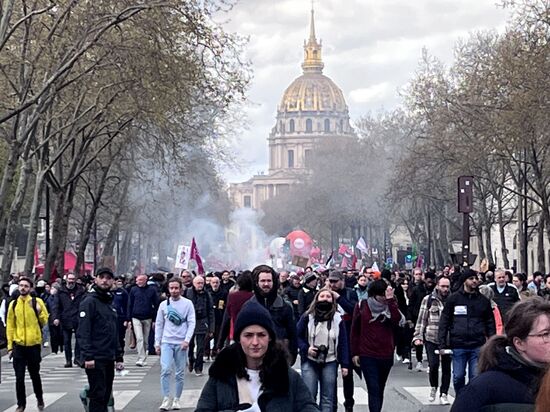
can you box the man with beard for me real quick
[326,270,358,412]
[249,264,297,362]
[6,277,49,412]
[77,268,124,412]
[219,270,235,295]
[180,270,194,290]
[438,269,496,395]
[184,276,214,375]
[52,273,86,367]
[413,276,452,405]
[205,276,226,361]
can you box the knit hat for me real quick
[234,301,276,342]
[459,269,478,285]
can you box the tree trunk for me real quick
[537,213,546,273]
[496,198,510,269]
[0,143,20,233]
[75,167,111,276]
[1,156,33,283]
[475,222,486,261]
[23,170,45,276]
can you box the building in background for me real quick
[229,8,355,210]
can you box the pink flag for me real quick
[190,237,205,274]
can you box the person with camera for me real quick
[154,277,196,411]
[350,279,403,412]
[297,288,350,412]
[412,275,452,405]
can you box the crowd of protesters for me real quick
[1,263,550,412]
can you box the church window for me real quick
[306,119,313,133]
[324,119,330,132]
[289,119,295,133]
[280,121,284,133]
[288,150,295,168]
[339,119,344,132]
[244,195,251,208]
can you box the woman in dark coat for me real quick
[196,300,318,412]
[451,297,550,412]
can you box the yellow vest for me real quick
[6,294,49,351]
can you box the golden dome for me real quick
[278,8,348,114]
[280,73,348,113]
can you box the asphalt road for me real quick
[0,347,455,411]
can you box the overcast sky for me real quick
[220,0,510,183]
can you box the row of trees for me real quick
[261,0,550,272]
[0,0,249,282]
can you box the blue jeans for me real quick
[452,347,480,394]
[360,356,393,412]
[301,359,338,412]
[160,343,187,398]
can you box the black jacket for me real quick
[184,287,215,335]
[283,284,301,320]
[298,286,316,316]
[408,281,427,323]
[77,285,123,363]
[209,288,227,328]
[127,284,159,320]
[451,343,543,412]
[52,284,86,329]
[195,343,319,412]
[250,294,297,358]
[438,288,496,349]
[489,283,520,321]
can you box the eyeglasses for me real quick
[528,331,550,343]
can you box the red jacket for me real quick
[226,290,254,339]
[350,298,401,359]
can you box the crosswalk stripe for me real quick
[113,390,140,409]
[2,392,66,412]
[403,386,455,405]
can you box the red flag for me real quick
[190,237,205,274]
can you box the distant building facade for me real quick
[229,9,355,210]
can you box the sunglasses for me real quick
[329,279,339,283]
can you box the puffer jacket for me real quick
[450,342,543,412]
[6,295,49,350]
[195,343,319,412]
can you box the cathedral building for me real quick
[229,9,355,210]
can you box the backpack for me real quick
[11,293,44,329]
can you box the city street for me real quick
[0,348,455,411]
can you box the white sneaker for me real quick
[195,371,202,377]
[172,398,181,410]
[395,354,402,362]
[159,397,172,411]
[428,387,437,402]
[440,394,450,405]
[415,361,423,372]
[402,358,410,364]
[43,342,49,347]
[136,360,143,367]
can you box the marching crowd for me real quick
[1,264,550,412]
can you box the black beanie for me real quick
[459,269,478,285]
[234,301,276,342]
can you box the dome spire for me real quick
[302,2,324,74]
[309,3,316,42]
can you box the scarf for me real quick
[367,297,391,323]
[314,301,334,322]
